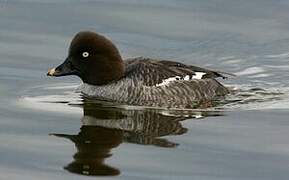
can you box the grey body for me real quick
[79,58,229,109]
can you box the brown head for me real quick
[47,31,125,85]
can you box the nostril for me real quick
[56,66,62,71]
[67,61,74,69]
[68,62,80,74]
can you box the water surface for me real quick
[1,0,289,179]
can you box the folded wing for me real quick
[124,57,234,86]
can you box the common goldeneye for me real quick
[47,31,234,108]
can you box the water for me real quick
[1,0,289,179]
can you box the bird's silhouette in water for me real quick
[52,102,223,176]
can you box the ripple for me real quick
[17,83,82,114]
[264,52,289,59]
[219,85,289,110]
[18,93,82,114]
[235,67,266,76]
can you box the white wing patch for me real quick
[192,72,206,79]
[155,72,206,87]
[156,76,181,87]
[184,75,190,81]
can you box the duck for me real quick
[47,31,234,109]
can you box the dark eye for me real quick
[82,52,89,58]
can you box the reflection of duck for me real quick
[52,102,223,176]
[53,126,121,176]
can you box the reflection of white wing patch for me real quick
[156,72,206,87]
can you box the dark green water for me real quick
[1,1,289,179]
